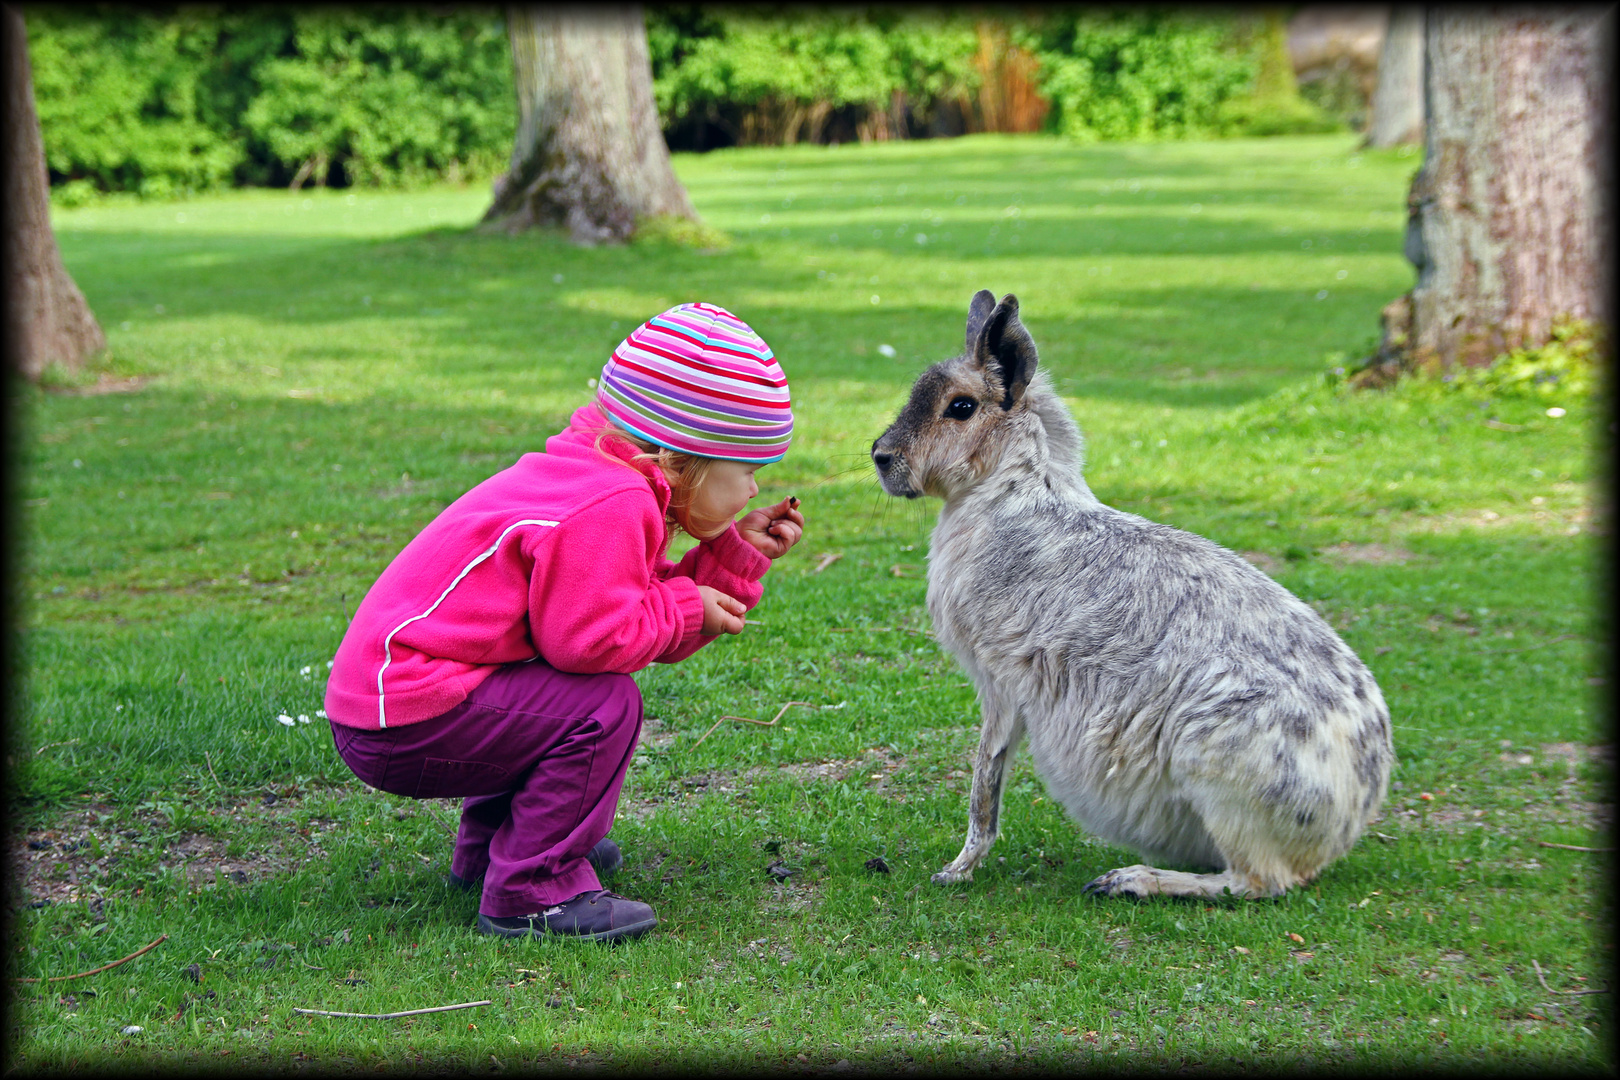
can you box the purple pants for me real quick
[331,662,642,917]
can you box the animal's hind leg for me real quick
[1082,860,1296,901]
[933,689,1023,885]
[1083,789,1312,900]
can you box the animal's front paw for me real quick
[932,867,974,885]
[1082,865,1157,900]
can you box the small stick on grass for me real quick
[422,802,459,837]
[13,933,169,983]
[1537,840,1613,852]
[810,552,843,574]
[693,701,819,749]
[32,739,79,757]
[293,1000,492,1019]
[1482,633,1582,655]
[1532,958,1611,996]
[204,752,222,789]
[827,626,932,637]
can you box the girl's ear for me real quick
[972,294,1039,409]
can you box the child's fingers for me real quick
[766,506,806,533]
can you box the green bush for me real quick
[238,10,515,189]
[648,7,980,145]
[27,6,514,198]
[1017,10,1257,141]
[1215,94,1342,137]
[1450,322,1605,399]
[1018,9,1340,142]
[26,6,244,198]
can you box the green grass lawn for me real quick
[9,134,1609,1072]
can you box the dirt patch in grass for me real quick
[1377,744,1613,838]
[1537,742,1613,769]
[758,874,823,919]
[619,746,914,824]
[1317,542,1423,566]
[49,374,155,397]
[1408,500,1598,538]
[1239,551,1283,574]
[7,788,352,909]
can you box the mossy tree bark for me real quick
[4,5,104,380]
[1362,8,1610,384]
[482,5,698,244]
[1365,6,1424,148]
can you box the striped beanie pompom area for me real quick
[597,302,793,463]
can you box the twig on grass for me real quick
[693,701,820,749]
[1481,633,1582,655]
[1371,831,1398,843]
[204,752,222,789]
[1536,840,1614,853]
[13,934,169,983]
[32,739,79,756]
[1532,959,1611,997]
[827,626,933,637]
[422,802,459,837]
[810,551,843,574]
[292,1000,492,1019]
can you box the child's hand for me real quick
[697,585,747,635]
[737,496,804,559]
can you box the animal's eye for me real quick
[945,396,977,421]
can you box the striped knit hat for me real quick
[596,302,793,463]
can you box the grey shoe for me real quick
[477,890,658,942]
[586,837,623,876]
[448,837,622,891]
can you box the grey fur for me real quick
[871,292,1393,899]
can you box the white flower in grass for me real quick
[298,714,311,725]
[277,714,295,727]
[877,344,897,358]
[327,660,335,669]
[1547,407,1566,418]
[316,710,327,719]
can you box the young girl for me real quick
[324,302,804,942]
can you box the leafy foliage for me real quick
[1018,8,1340,141]
[32,5,1353,199]
[27,6,514,200]
[647,7,981,146]
[238,10,515,189]
[1017,10,1256,141]
[1447,321,1605,399]
[27,6,246,201]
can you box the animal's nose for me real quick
[871,448,894,471]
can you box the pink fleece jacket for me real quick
[324,405,771,730]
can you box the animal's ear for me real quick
[964,289,996,355]
[972,293,1038,409]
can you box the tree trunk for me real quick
[1365,6,1425,147]
[1362,8,1610,382]
[483,5,697,244]
[4,5,104,380]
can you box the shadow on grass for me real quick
[60,224,1397,410]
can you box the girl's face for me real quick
[683,459,759,539]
